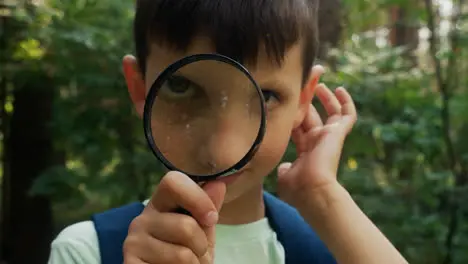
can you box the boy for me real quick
[48,0,408,264]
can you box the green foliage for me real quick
[13,0,165,227]
[274,20,468,263]
[321,40,468,263]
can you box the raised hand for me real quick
[277,65,357,209]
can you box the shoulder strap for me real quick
[263,192,336,264]
[93,194,336,264]
[92,202,145,264]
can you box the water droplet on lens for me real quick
[209,162,217,173]
[221,96,228,108]
[220,90,228,108]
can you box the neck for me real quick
[218,184,265,225]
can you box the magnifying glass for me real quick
[143,54,266,185]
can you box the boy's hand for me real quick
[123,171,226,264]
[277,66,357,210]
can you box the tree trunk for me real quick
[389,5,420,65]
[317,0,343,68]
[2,73,55,264]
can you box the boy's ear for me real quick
[123,55,146,118]
[293,65,324,129]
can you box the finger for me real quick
[308,65,325,90]
[316,84,342,118]
[277,162,292,178]
[123,256,149,264]
[203,181,226,212]
[335,87,357,133]
[276,160,304,204]
[291,127,307,154]
[335,87,357,117]
[151,171,219,227]
[291,105,322,155]
[146,213,208,258]
[301,104,323,132]
[124,233,199,264]
[202,181,226,263]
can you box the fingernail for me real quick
[204,211,219,227]
[278,163,292,176]
[313,65,325,73]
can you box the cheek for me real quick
[253,110,296,174]
[217,105,298,201]
[223,116,293,203]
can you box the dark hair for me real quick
[134,0,319,85]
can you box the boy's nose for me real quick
[198,112,258,174]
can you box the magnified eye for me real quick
[160,75,198,99]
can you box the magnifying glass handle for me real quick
[173,207,192,216]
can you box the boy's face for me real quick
[123,36,312,203]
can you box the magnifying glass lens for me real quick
[147,57,263,179]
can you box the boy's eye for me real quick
[160,76,198,99]
[262,90,280,104]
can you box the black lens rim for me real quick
[143,53,266,182]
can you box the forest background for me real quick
[1,0,467,263]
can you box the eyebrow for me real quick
[259,78,292,93]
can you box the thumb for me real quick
[277,162,293,180]
[200,181,226,263]
[203,181,226,212]
[276,162,295,203]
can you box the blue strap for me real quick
[93,192,336,264]
[92,202,145,264]
[264,192,336,264]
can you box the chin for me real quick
[222,172,265,205]
[222,190,242,204]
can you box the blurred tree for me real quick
[388,2,420,64]
[317,0,344,66]
[4,73,57,264]
[0,2,59,263]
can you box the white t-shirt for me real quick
[48,202,285,264]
